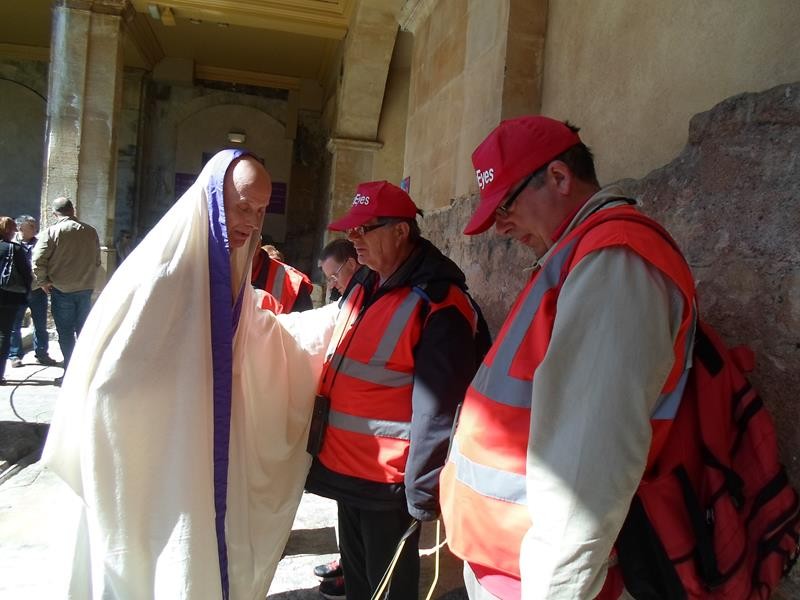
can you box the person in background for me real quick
[32,197,100,377]
[251,242,313,313]
[263,243,283,261]
[319,237,360,301]
[115,229,134,263]
[8,215,58,368]
[0,216,32,385]
[439,116,695,599]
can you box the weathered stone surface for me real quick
[423,82,800,596]
[620,82,800,596]
[421,195,532,333]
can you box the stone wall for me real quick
[621,85,800,597]
[0,59,48,222]
[421,83,800,596]
[404,0,503,210]
[541,0,800,183]
[284,111,328,277]
[370,30,411,186]
[113,69,145,241]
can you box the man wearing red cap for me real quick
[306,180,490,600]
[440,117,696,599]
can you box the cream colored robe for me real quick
[42,150,336,599]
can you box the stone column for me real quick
[40,0,132,281]
[325,137,383,235]
[501,0,548,119]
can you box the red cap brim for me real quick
[463,183,511,235]
[327,210,371,232]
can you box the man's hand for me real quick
[41,283,53,294]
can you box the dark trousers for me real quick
[337,501,421,600]
[9,288,50,359]
[0,303,19,381]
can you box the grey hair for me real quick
[15,214,36,228]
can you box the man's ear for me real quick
[394,220,411,241]
[548,161,573,195]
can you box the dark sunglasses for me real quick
[346,219,396,238]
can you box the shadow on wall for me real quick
[0,78,46,221]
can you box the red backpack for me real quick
[611,215,800,599]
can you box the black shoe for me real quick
[36,355,59,367]
[314,559,342,579]
[54,376,63,386]
[318,576,345,600]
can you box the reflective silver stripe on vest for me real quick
[329,409,411,440]
[331,292,422,387]
[270,263,286,300]
[329,355,414,387]
[470,239,578,408]
[449,439,527,505]
[652,305,697,420]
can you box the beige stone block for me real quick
[463,49,504,129]
[404,109,421,163]
[502,75,540,119]
[431,29,466,87]
[508,0,547,36]
[410,101,428,154]
[429,0,467,49]
[407,157,427,204]
[444,76,466,145]
[410,12,431,74]
[466,0,509,64]
[415,53,433,109]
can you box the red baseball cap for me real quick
[328,180,419,231]
[463,116,582,235]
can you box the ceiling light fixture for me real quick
[227,131,246,144]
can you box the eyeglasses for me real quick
[495,171,537,218]
[346,220,392,238]
[326,261,346,284]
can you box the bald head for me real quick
[223,156,272,249]
[53,197,75,217]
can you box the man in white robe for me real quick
[42,149,336,599]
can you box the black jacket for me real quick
[0,240,32,305]
[306,239,490,520]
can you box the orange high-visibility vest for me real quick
[251,252,312,313]
[440,206,697,582]
[318,280,478,483]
